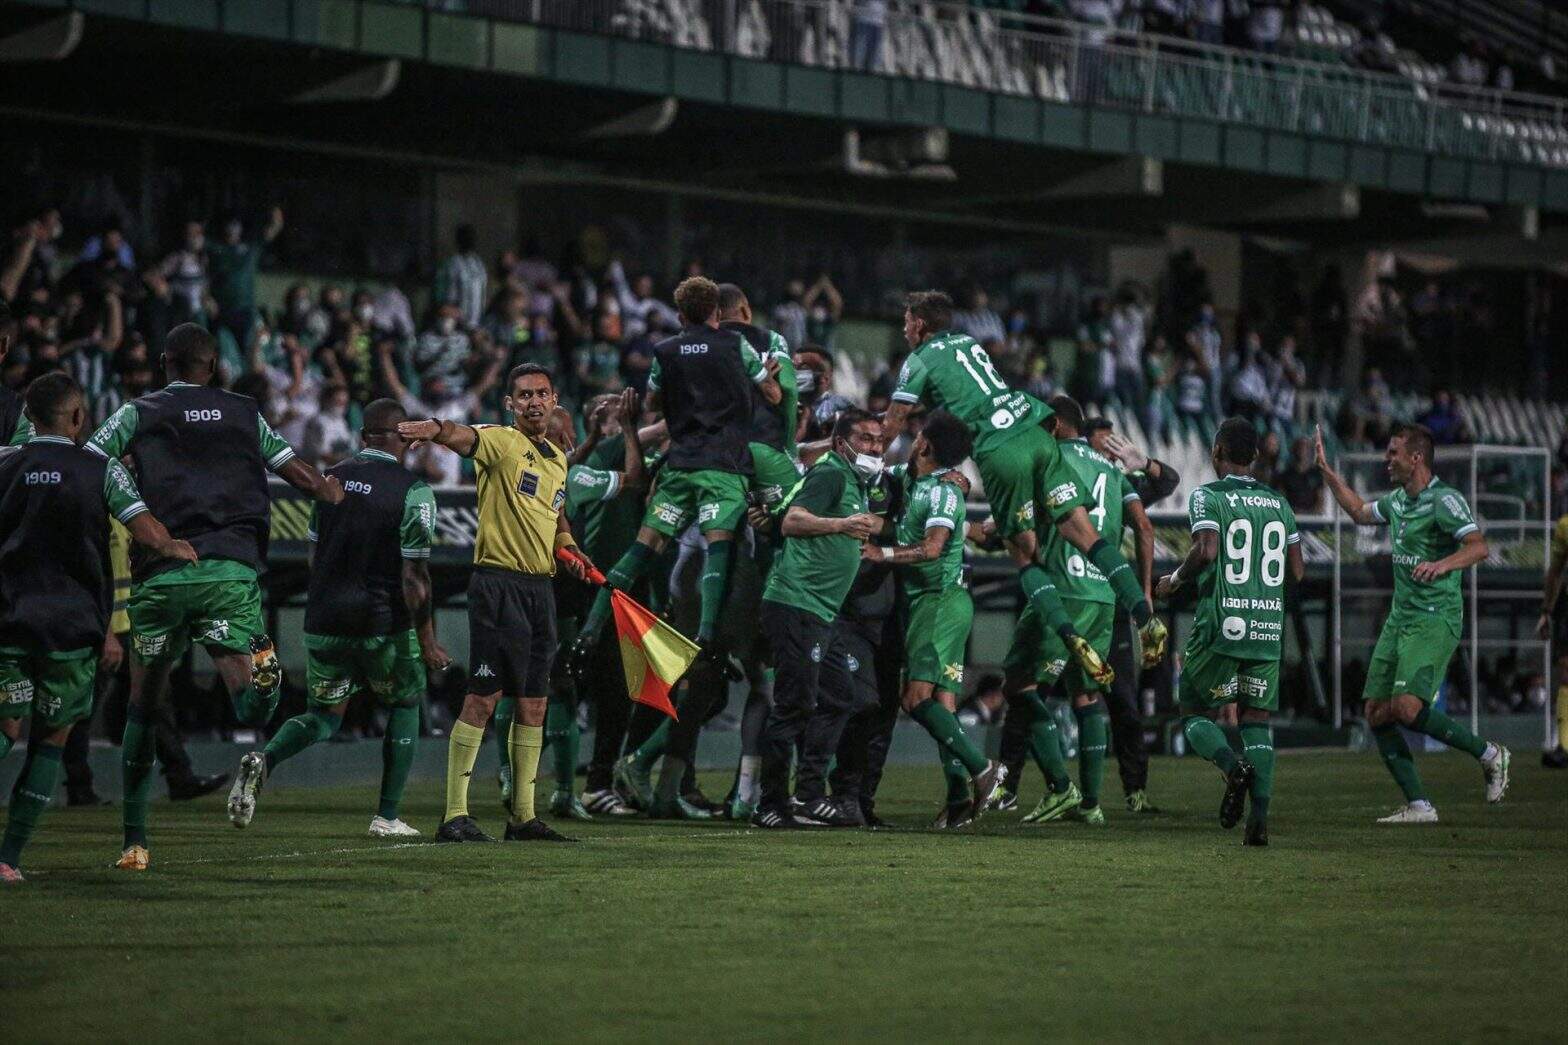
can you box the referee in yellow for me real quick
[399,363,594,842]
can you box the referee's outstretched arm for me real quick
[398,418,479,457]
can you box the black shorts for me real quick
[467,568,557,699]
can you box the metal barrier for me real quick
[427,0,1568,167]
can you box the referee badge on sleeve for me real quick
[553,488,566,511]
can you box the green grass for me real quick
[3,753,1564,1041]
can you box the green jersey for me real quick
[1371,477,1478,633]
[570,434,643,566]
[89,386,296,471]
[768,329,800,460]
[565,462,621,514]
[7,414,32,446]
[1042,438,1140,604]
[762,450,869,624]
[891,330,1050,457]
[1186,475,1300,661]
[895,471,966,595]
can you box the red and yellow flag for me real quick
[557,548,697,720]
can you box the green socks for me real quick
[1239,722,1274,825]
[263,710,339,772]
[697,539,735,646]
[1181,715,1239,773]
[582,541,656,640]
[0,742,63,869]
[121,706,158,848]
[545,694,579,790]
[231,683,279,729]
[633,718,672,771]
[1412,705,1487,759]
[1074,699,1109,809]
[1373,723,1428,803]
[1020,564,1077,639]
[1023,691,1072,792]
[493,697,516,783]
[909,698,989,776]
[943,753,970,807]
[1086,539,1152,626]
[378,706,419,820]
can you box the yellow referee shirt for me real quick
[1553,515,1568,567]
[469,424,569,576]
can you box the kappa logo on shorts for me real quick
[698,503,722,524]
[809,644,822,663]
[200,620,230,642]
[653,503,684,527]
[3,679,33,704]
[517,470,541,498]
[474,664,496,679]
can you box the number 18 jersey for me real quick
[1187,475,1300,661]
[891,330,1047,457]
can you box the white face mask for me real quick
[356,304,375,325]
[851,452,884,482]
[437,316,457,336]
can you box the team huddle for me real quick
[0,283,1512,881]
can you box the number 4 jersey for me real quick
[1187,475,1300,660]
[1042,438,1140,603]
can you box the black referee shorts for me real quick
[467,567,557,700]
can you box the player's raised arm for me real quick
[398,417,479,458]
[617,388,648,493]
[1314,424,1378,525]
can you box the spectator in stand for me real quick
[1339,366,1394,446]
[484,287,542,370]
[78,219,136,271]
[1141,0,1186,35]
[803,273,843,348]
[1188,0,1224,45]
[1074,294,1114,410]
[1228,332,1272,421]
[1279,434,1325,513]
[249,328,322,448]
[434,223,487,329]
[1186,299,1223,415]
[850,0,887,71]
[1310,264,1348,385]
[1143,332,1175,441]
[135,265,178,353]
[575,309,626,401]
[1,207,64,308]
[279,283,315,344]
[609,259,679,341]
[1109,287,1147,412]
[414,302,474,392]
[304,283,345,350]
[1418,389,1471,446]
[97,335,157,425]
[376,338,505,486]
[208,206,284,349]
[160,221,208,323]
[771,278,809,350]
[300,382,357,469]
[1254,430,1281,487]
[1267,333,1305,438]
[955,286,1006,345]
[371,283,416,344]
[1173,342,1211,433]
[1247,0,1285,54]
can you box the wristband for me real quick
[881,546,894,563]
[553,531,579,553]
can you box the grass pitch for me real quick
[3,752,1563,1042]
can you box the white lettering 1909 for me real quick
[343,480,373,495]
[184,409,222,422]
[24,471,62,485]
[679,344,708,355]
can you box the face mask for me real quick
[850,452,884,482]
[795,369,817,394]
[437,317,457,336]
[356,305,375,325]
[291,299,310,317]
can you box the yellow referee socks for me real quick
[443,721,486,822]
[508,723,544,823]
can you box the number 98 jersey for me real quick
[1186,475,1300,660]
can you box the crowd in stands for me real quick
[1,202,1554,517]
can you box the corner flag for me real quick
[556,547,697,720]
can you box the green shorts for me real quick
[130,574,265,663]
[1178,645,1280,713]
[304,630,426,710]
[0,645,97,730]
[904,587,974,692]
[643,467,749,537]
[1003,597,1113,694]
[749,442,802,510]
[1363,614,1460,704]
[976,425,1091,540]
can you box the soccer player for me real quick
[1537,512,1568,768]
[1001,395,1154,826]
[226,399,451,836]
[397,363,595,843]
[1156,419,1303,846]
[89,324,344,872]
[571,276,781,673]
[880,291,1166,677]
[752,409,887,828]
[0,374,195,882]
[716,283,800,510]
[1316,423,1510,821]
[873,410,1009,827]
